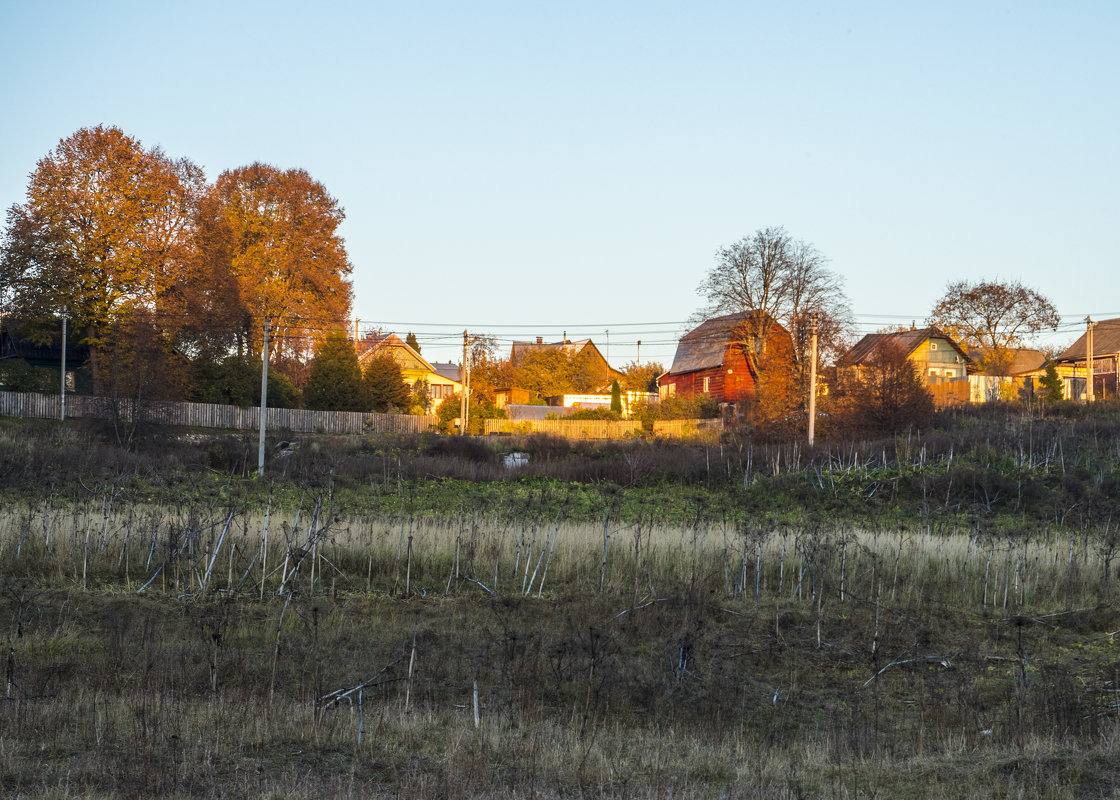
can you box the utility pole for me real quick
[354,317,360,342]
[460,330,469,435]
[60,306,67,421]
[808,317,818,446]
[257,317,271,476]
[1086,316,1095,403]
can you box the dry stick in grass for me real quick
[318,656,404,737]
[268,591,293,706]
[521,520,538,595]
[512,520,526,588]
[259,496,272,600]
[404,631,416,711]
[535,523,560,599]
[493,518,509,590]
[405,535,413,597]
[81,514,93,590]
[862,655,953,688]
[447,508,463,594]
[525,508,564,597]
[201,511,235,592]
[235,549,260,593]
[599,505,613,594]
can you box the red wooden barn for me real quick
[658,311,794,404]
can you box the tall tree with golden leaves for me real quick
[0,125,204,386]
[203,164,352,364]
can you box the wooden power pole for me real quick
[1086,316,1095,403]
[460,330,469,435]
[808,317,818,446]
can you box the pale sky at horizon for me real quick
[2,1,1116,367]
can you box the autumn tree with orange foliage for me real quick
[0,125,203,390]
[199,164,353,366]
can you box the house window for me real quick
[929,368,940,377]
[930,342,938,350]
[702,376,710,393]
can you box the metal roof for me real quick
[837,327,970,367]
[969,348,1048,376]
[1056,318,1120,361]
[428,362,463,383]
[666,311,781,376]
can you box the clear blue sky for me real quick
[2,1,1116,366]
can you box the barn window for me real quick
[702,376,710,393]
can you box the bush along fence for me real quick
[651,418,723,442]
[483,417,724,440]
[483,418,643,439]
[0,390,436,435]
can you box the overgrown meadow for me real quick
[1,405,1119,798]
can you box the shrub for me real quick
[0,358,54,392]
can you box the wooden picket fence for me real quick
[483,418,643,440]
[0,391,436,435]
[928,380,971,408]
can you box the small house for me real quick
[658,311,795,404]
[356,331,463,412]
[1052,318,1120,400]
[836,326,971,406]
[966,348,1048,402]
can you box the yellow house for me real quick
[356,332,462,413]
[836,326,972,406]
[837,326,971,382]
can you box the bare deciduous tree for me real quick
[927,279,1060,372]
[697,225,852,390]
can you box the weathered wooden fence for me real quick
[484,419,643,439]
[929,380,970,408]
[0,391,436,435]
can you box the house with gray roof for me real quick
[1052,318,1120,400]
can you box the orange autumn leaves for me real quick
[2,126,352,363]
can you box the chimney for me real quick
[536,336,543,344]
[910,321,916,331]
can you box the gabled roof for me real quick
[666,311,782,376]
[511,338,594,361]
[1055,318,1120,361]
[429,362,463,383]
[837,327,970,367]
[357,331,435,373]
[510,338,622,378]
[969,348,1048,376]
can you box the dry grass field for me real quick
[0,408,1119,797]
